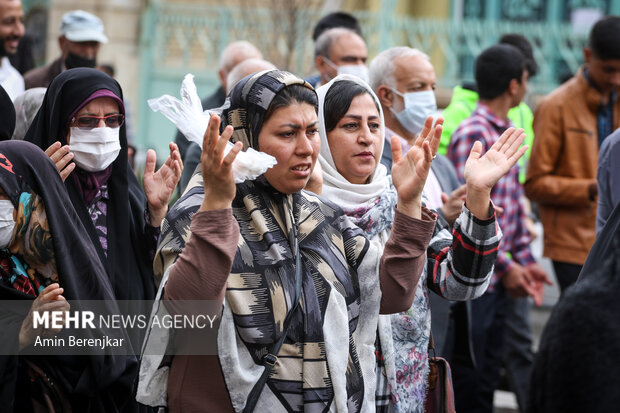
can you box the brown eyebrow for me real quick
[342,114,379,120]
[278,121,319,129]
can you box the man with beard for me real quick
[23,10,107,89]
[0,0,25,100]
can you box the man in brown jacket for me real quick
[525,16,620,292]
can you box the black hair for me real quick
[499,33,538,77]
[324,80,379,132]
[312,12,362,41]
[264,84,318,122]
[475,44,527,100]
[589,16,620,60]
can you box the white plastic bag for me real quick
[148,74,277,183]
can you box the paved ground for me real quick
[492,223,558,412]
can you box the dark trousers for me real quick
[452,286,507,413]
[552,261,583,295]
[503,295,534,413]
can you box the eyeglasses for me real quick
[71,114,125,129]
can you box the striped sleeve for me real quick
[426,202,502,301]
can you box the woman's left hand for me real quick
[143,142,183,227]
[464,127,528,192]
[391,116,442,219]
[463,127,528,219]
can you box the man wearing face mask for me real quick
[23,10,106,89]
[305,12,363,87]
[313,27,368,87]
[370,46,467,362]
[370,47,439,155]
[0,0,25,100]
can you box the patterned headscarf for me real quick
[144,70,382,412]
[220,69,315,150]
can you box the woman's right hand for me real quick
[19,283,70,350]
[391,116,442,219]
[199,114,243,211]
[45,142,75,182]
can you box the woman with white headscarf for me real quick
[317,74,527,412]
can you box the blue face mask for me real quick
[390,89,437,135]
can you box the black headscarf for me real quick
[24,68,156,301]
[529,208,620,412]
[577,201,620,283]
[0,85,15,141]
[0,140,137,412]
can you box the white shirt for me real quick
[0,57,25,101]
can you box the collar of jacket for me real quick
[576,65,618,113]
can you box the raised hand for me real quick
[463,127,528,219]
[465,127,528,192]
[391,116,442,218]
[143,142,183,227]
[199,114,242,211]
[19,283,70,350]
[45,141,75,182]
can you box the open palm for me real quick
[464,127,528,192]
[391,116,442,205]
[143,142,183,225]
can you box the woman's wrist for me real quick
[148,205,167,227]
[396,196,422,219]
[465,185,492,219]
[199,199,232,211]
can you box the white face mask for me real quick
[69,126,121,172]
[0,200,15,249]
[390,89,438,135]
[324,57,370,84]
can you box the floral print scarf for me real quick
[0,192,57,296]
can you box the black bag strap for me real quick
[243,249,304,412]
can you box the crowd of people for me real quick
[1,1,620,412]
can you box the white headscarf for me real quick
[316,75,396,236]
[317,75,400,410]
[317,74,393,210]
